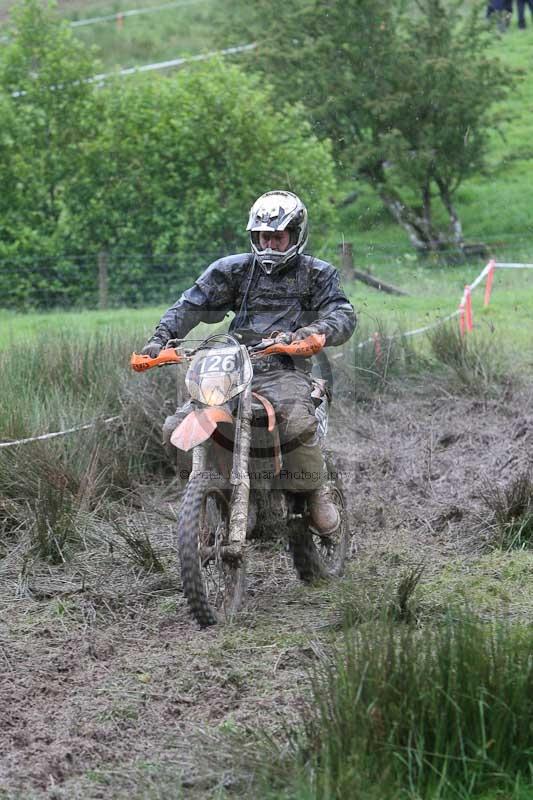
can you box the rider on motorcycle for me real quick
[141,190,357,535]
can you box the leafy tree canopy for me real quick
[219,0,514,252]
[0,1,337,308]
[0,0,97,247]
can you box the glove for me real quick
[291,326,323,342]
[141,339,163,358]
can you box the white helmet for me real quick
[247,190,308,274]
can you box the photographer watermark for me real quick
[179,467,349,482]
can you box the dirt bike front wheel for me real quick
[290,484,348,583]
[177,472,246,627]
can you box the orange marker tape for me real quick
[373,331,382,362]
[465,285,473,332]
[484,260,496,307]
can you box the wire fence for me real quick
[70,0,209,28]
[0,248,240,310]
[2,236,533,312]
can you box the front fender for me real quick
[170,407,234,452]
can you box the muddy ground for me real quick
[1,376,533,799]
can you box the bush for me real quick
[0,1,338,308]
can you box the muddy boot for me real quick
[247,503,257,534]
[307,485,340,536]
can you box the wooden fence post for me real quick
[336,242,408,295]
[337,242,354,281]
[98,250,109,310]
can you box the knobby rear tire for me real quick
[290,483,348,583]
[177,472,246,627]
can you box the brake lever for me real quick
[249,332,292,353]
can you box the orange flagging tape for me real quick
[373,332,382,362]
[465,286,474,332]
[459,284,473,336]
[484,259,496,307]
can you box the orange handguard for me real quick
[253,332,326,358]
[130,349,183,372]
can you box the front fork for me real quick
[229,380,252,549]
[191,442,208,473]
[189,376,252,555]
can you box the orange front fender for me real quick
[170,407,234,452]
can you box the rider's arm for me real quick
[301,262,357,346]
[147,258,238,347]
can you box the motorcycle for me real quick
[131,331,348,627]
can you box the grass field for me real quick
[2,262,532,372]
[0,306,162,349]
[1,5,533,799]
[0,0,224,69]
[2,325,532,798]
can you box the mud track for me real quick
[1,379,532,798]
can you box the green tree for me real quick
[61,62,338,304]
[0,0,97,249]
[0,0,337,307]
[220,0,512,252]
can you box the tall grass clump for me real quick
[0,331,180,556]
[0,439,111,562]
[110,517,165,574]
[334,566,425,628]
[29,480,81,564]
[337,318,424,400]
[484,472,533,551]
[428,322,507,396]
[0,329,178,473]
[256,617,533,799]
[0,331,132,436]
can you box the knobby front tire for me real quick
[177,472,246,627]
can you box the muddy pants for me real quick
[162,368,327,493]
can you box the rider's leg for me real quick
[162,402,194,476]
[252,368,340,533]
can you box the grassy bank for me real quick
[248,616,533,800]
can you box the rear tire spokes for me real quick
[290,483,348,583]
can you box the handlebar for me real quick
[130,348,184,372]
[130,332,326,373]
[250,332,326,358]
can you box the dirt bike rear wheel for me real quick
[177,472,245,626]
[290,484,348,583]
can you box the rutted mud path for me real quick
[1,380,532,799]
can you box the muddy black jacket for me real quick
[150,253,356,348]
